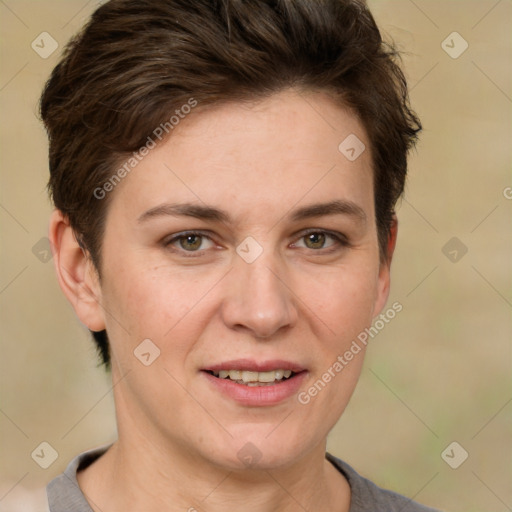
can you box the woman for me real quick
[41,0,439,510]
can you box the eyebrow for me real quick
[138,203,230,224]
[290,200,366,224]
[137,199,366,225]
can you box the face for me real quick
[85,89,391,470]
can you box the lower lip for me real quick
[202,371,307,407]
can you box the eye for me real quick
[166,232,215,253]
[292,230,346,251]
[303,232,328,249]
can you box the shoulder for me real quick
[47,446,109,512]
[327,453,442,512]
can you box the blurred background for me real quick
[1,1,510,511]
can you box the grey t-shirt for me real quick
[47,447,441,511]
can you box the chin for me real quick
[199,427,310,472]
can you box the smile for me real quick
[202,360,307,406]
[208,369,295,386]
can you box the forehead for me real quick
[108,89,375,222]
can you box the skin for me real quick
[50,88,396,512]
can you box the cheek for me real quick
[292,266,378,433]
[299,263,379,343]
[100,262,225,362]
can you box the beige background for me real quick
[1,1,511,511]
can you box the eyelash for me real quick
[163,229,349,257]
[294,229,350,252]
[164,230,216,257]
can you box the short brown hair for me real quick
[40,0,421,366]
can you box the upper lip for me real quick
[203,359,306,373]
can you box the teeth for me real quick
[258,371,277,383]
[212,369,295,384]
[241,371,259,383]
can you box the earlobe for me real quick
[49,210,106,332]
[372,215,398,318]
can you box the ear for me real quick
[49,210,106,332]
[372,214,398,317]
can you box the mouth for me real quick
[205,368,298,386]
[201,359,307,405]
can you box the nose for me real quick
[220,254,298,339]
